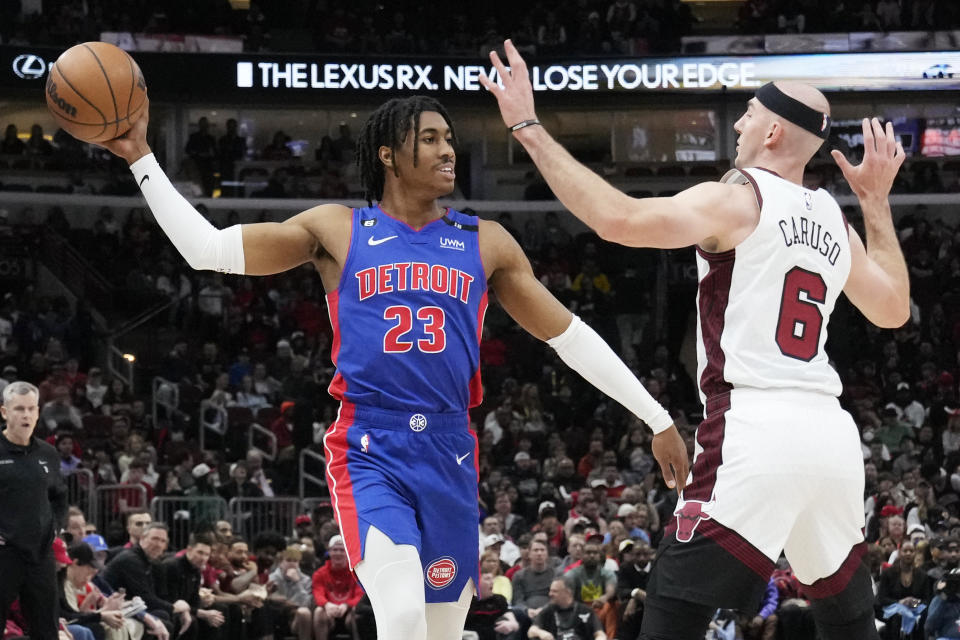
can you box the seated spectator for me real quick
[219,537,263,599]
[100,523,193,635]
[261,131,292,161]
[926,569,960,639]
[218,461,264,501]
[565,541,617,637]
[26,124,53,157]
[248,532,306,640]
[481,549,513,601]
[40,385,83,433]
[536,11,567,55]
[60,541,130,640]
[559,533,586,574]
[493,490,528,541]
[738,575,778,640]
[232,375,271,411]
[1,124,25,154]
[615,540,651,640]
[107,510,151,560]
[115,432,147,477]
[101,379,133,417]
[533,503,566,558]
[529,576,607,640]
[246,449,276,497]
[57,433,82,475]
[269,400,296,457]
[65,507,87,545]
[511,539,554,618]
[876,540,931,639]
[876,0,902,29]
[311,535,363,640]
[464,572,511,640]
[157,533,226,640]
[115,460,155,514]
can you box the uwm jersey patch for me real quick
[326,205,488,413]
[695,168,851,401]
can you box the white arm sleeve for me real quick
[129,153,245,274]
[547,315,673,434]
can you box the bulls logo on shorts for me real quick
[425,556,457,589]
[673,499,714,543]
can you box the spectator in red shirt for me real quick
[577,436,605,479]
[270,401,296,451]
[115,460,154,514]
[311,535,363,640]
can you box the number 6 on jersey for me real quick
[384,305,447,353]
[775,266,826,362]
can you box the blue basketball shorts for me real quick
[323,401,480,603]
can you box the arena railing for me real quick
[151,495,229,550]
[249,422,278,462]
[298,448,327,499]
[229,496,302,542]
[65,468,96,527]
[93,484,148,535]
[199,400,229,452]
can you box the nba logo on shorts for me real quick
[360,433,370,453]
[425,557,457,589]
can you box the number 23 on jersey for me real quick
[383,305,447,353]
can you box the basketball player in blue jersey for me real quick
[98,96,690,640]
[483,41,909,640]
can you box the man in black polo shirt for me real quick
[529,576,606,640]
[0,381,68,640]
[101,522,192,634]
[158,532,226,640]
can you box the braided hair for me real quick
[356,96,457,205]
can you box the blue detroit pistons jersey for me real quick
[326,205,488,413]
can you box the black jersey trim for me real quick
[441,214,478,232]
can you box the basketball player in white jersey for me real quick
[482,41,908,640]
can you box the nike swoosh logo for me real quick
[456,452,471,465]
[368,235,398,246]
[139,174,150,187]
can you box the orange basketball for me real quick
[45,42,147,143]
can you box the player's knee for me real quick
[807,566,878,640]
[639,593,715,640]
[810,605,877,640]
[387,603,427,638]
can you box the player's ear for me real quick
[378,146,393,168]
[765,121,786,148]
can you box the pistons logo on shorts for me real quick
[425,556,458,589]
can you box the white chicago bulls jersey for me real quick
[694,167,852,404]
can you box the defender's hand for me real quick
[652,425,689,493]
[479,40,538,132]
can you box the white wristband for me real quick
[547,315,673,434]
[129,153,245,274]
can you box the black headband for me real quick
[755,82,831,140]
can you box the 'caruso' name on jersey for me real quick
[777,214,843,265]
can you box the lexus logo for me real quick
[12,54,48,80]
